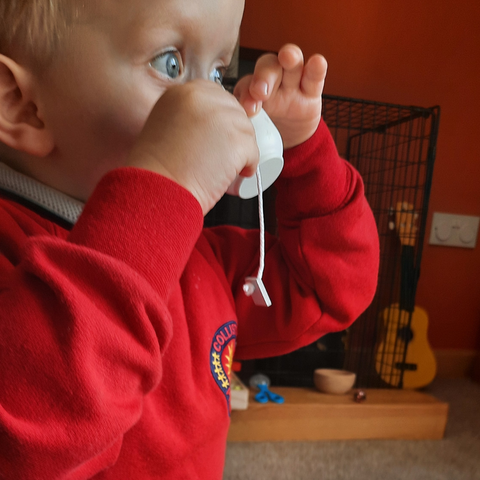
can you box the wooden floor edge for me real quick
[472,352,480,384]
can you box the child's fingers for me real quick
[233,74,251,100]
[248,53,283,101]
[277,44,304,90]
[233,75,262,117]
[300,54,328,98]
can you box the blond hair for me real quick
[0,0,80,68]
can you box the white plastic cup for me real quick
[227,108,284,199]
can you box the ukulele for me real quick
[375,202,437,389]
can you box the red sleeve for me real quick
[0,168,203,478]
[203,119,380,359]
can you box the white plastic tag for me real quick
[243,277,272,307]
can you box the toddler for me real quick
[0,0,379,478]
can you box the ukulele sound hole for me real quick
[397,326,414,344]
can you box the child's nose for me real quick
[186,66,215,83]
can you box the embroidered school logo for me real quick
[210,321,237,414]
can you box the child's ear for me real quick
[0,54,54,157]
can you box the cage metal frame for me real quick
[323,95,440,388]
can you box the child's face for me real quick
[35,0,244,200]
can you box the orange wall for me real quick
[241,0,480,350]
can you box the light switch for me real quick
[429,212,480,248]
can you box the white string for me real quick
[242,166,271,306]
[256,167,266,280]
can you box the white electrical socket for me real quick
[429,212,480,248]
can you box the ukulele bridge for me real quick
[395,362,418,371]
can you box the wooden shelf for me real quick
[228,387,448,442]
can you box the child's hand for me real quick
[234,44,328,149]
[125,80,259,215]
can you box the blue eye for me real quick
[210,68,224,85]
[150,51,183,79]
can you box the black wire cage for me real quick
[323,96,440,389]
[206,92,440,389]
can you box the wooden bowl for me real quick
[313,369,356,394]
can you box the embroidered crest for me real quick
[210,321,237,414]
